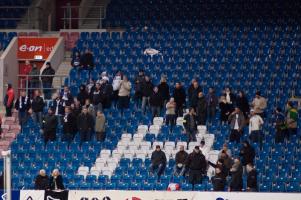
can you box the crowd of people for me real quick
[3,60,299,191]
[150,141,257,191]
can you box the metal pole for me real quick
[69,5,72,29]
[2,150,11,200]
[27,7,30,29]
[99,6,102,29]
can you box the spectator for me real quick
[15,90,31,127]
[95,110,106,141]
[183,107,197,142]
[218,143,232,158]
[249,109,264,144]
[77,107,94,143]
[211,167,226,191]
[34,169,49,190]
[229,158,243,191]
[165,98,176,131]
[91,83,103,117]
[223,87,236,108]
[274,107,287,143]
[72,99,82,117]
[77,85,89,106]
[150,145,166,180]
[206,87,218,124]
[61,86,74,107]
[186,146,207,189]
[236,90,250,118]
[118,75,131,110]
[31,90,45,126]
[157,76,170,107]
[189,81,202,109]
[174,145,188,176]
[28,63,40,96]
[134,70,145,108]
[100,77,113,109]
[286,101,298,136]
[112,71,123,108]
[50,93,64,127]
[141,76,154,114]
[21,60,32,88]
[87,78,95,94]
[196,91,207,125]
[251,91,267,118]
[84,99,94,115]
[42,107,58,145]
[208,159,228,179]
[4,83,15,117]
[173,82,186,117]
[246,163,258,192]
[41,62,55,100]
[219,151,233,176]
[49,169,65,190]
[80,49,94,70]
[150,87,163,119]
[219,95,232,124]
[71,51,81,68]
[239,141,255,166]
[228,107,245,143]
[187,79,196,107]
[63,106,76,143]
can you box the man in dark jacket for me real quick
[41,62,55,100]
[189,81,202,109]
[141,76,154,114]
[63,106,76,143]
[42,107,58,145]
[61,86,74,107]
[239,141,255,166]
[173,82,186,117]
[100,78,113,109]
[77,107,94,143]
[15,90,31,127]
[246,163,258,192]
[174,145,188,176]
[80,49,94,70]
[196,92,207,125]
[206,87,218,124]
[28,63,40,97]
[150,145,166,179]
[91,83,103,117]
[31,90,45,126]
[229,158,243,191]
[77,85,89,105]
[183,108,197,142]
[134,70,145,109]
[34,169,49,190]
[274,107,287,143]
[228,107,245,143]
[157,76,170,106]
[211,167,226,191]
[150,87,163,119]
[186,146,207,189]
[50,93,65,127]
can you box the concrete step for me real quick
[53,60,72,89]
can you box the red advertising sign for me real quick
[17,37,58,60]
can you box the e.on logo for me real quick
[19,44,43,52]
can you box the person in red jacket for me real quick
[4,83,15,117]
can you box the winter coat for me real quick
[151,150,167,166]
[158,82,170,101]
[186,151,207,172]
[34,175,49,190]
[41,67,55,83]
[77,113,94,132]
[173,87,186,107]
[95,114,106,132]
[31,96,45,113]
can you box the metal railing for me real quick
[61,5,106,29]
[18,74,69,96]
[0,6,43,29]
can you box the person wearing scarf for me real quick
[14,90,31,127]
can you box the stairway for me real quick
[0,116,21,155]
[80,0,110,29]
[52,51,72,90]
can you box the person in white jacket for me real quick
[249,109,264,145]
[118,76,131,110]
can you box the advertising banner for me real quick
[19,190,44,200]
[17,38,58,60]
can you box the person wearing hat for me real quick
[42,107,58,145]
[286,101,298,136]
[185,146,207,190]
[274,107,287,143]
[4,83,15,117]
[249,109,264,145]
[228,107,245,143]
[150,145,167,179]
[34,169,49,190]
[251,91,267,118]
[41,62,55,100]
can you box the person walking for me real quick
[4,83,15,117]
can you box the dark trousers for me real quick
[207,106,216,123]
[80,130,91,143]
[42,81,52,100]
[186,128,197,142]
[33,112,43,126]
[118,96,130,110]
[151,106,161,119]
[249,130,263,145]
[5,105,13,117]
[150,163,166,178]
[176,105,184,117]
[166,114,176,131]
[230,129,242,143]
[275,129,285,143]
[188,169,203,188]
[96,131,106,141]
[197,114,207,125]
[18,111,27,127]
[44,130,56,144]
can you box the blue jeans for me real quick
[151,106,161,119]
[33,112,43,126]
[186,129,197,142]
[150,163,166,178]
[18,111,27,127]
[142,96,150,114]
[42,82,52,100]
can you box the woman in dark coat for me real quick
[236,90,250,118]
[77,84,89,106]
[239,141,255,166]
[49,169,65,190]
